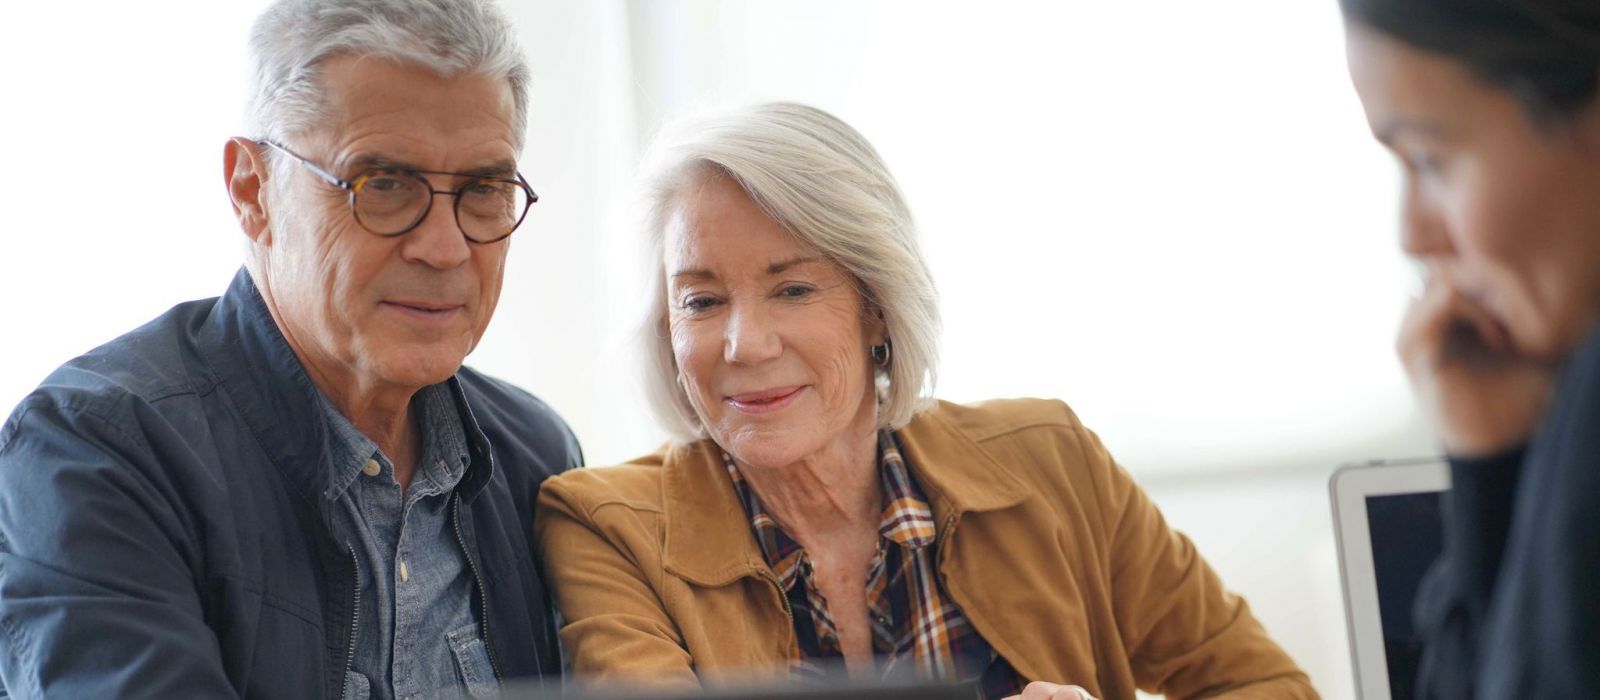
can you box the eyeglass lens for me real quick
[352,171,531,242]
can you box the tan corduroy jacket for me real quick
[535,399,1317,699]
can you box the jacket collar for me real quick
[659,401,1032,586]
[894,404,1032,517]
[197,268,494,508]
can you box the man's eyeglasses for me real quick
[258,140,537,244]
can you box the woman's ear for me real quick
[864,304,889,347]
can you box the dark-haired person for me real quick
[1341,1,1600,697]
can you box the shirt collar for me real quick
[875,430,937,549]
[318,383,473,501]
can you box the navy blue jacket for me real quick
[0,270,581,698]
[1415,325,1600,698]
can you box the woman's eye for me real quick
[681,295,718,312]
[778,285,814,299]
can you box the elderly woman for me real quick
[1342,1,1600,697]
[535,103,1314,699]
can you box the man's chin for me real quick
[365,347,470,390]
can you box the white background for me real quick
[0,2,1435,697]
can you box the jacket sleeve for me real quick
[0,398,237,699]
[1077,425,1318,699]
[534,474,699,691]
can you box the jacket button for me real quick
[362,459,381,477]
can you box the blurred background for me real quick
[0,1,1435,696]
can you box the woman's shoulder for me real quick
[538,447,674,516]
[538,439,726,516]
[906,396,1110,489]
[920,396,1090,440]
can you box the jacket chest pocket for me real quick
[447,621,498,697]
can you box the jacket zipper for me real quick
[759,569,795,659]
[453,493,503,681]
[763,571,794,624]
[340,543,360,700]
[935,513,959,566]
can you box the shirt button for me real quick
[362,459,381,477]
[399,560,410,583]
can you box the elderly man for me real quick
[0,1,578,697]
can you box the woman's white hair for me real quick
[244,0,530,150]
[636,102,941,444]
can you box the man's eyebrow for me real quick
[460,160,519,179]
[341,153,519,178]
[342,153,413,174]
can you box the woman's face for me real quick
[662,175,884,469]
[1346,24,1600,361]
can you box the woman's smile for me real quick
[724,385,808,414]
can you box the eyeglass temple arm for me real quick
[256,139,351,191]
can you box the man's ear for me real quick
[224,137,272,245]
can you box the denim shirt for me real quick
[317,384,489,700]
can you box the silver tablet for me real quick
[1330,458,1450,700]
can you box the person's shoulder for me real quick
[455,366,565,426]
[921,396,1088,442]
[908,397,1107,494]
[52,297,216,400]
[455,366,583,472]
[539,446,674,518]
[0,298,226,523]
[2,298,220,447]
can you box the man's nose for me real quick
[400,191,474,269]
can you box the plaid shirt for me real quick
[723,430,1021,698]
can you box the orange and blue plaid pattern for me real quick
[723,430,1020,698]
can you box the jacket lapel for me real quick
[897,402,1095,689]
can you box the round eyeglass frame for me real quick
[258,139,537,244]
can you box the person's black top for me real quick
[1415,325,1600,698]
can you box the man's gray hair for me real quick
[635,102,941,444]
[244,0,530,149]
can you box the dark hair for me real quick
[1340,0,1600,121]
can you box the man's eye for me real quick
[363,175,410,193]
[463,181,503,196]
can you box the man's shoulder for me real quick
[455,366,583,474]
[2,297,221,449]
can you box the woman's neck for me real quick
[734,426,883,546]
